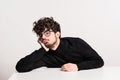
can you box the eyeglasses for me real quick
[39,30,53,39]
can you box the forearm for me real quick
[77,58,104,70]
[16,49,46,72]
[16,57,35,72]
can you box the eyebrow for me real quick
[42,30,49,33]
[43,29,53,33]
[40,30,51,36]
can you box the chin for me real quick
[45,44,52,48]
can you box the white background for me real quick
[0,0,120,80]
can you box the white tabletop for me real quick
[8,67,120,80]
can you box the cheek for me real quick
[49,35,56,42]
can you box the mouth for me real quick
[44,42,48,45]
[42,39,49,44]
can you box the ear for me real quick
[56,32,61,38]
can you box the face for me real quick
[39,29,60,48]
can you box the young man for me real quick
[16,17,104,72]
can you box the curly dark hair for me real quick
[33,17,61,37]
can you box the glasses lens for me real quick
[44,31,51,37]
[39,31,52,38]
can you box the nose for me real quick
[41,34,46,39]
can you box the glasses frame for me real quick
[39,30,53,39]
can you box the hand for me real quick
[61,63,78,72]
[38,38,49,51]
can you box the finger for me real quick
[38,38,41,43]
[62,68,72,72]
[61,66,65,70]
[61,67,71,72]
[61,66,67,71]
[61,68,68,72]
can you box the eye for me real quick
[45,31,50,35]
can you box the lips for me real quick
[42,39,49,44]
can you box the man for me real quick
[16,17,104,72]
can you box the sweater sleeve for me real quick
[75,38,104,70]
[16,48,46,72]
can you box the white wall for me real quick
[0,0,120,80]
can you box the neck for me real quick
[50,38,60,50]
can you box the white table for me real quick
[8,67,120,80]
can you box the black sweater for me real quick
[16,37,104,72]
